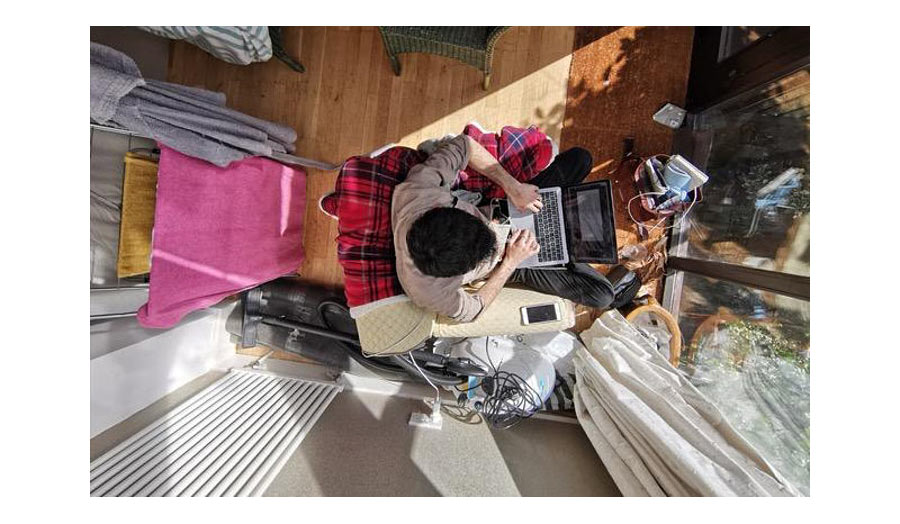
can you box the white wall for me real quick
[88,29,250,438]
[90,306,245,437]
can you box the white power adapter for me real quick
[406,356,444,430]
[652,103,687,129]
[408,398,443,430]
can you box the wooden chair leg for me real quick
[269,27,305,73]
[389,54,402,76]
[274,48,305,73]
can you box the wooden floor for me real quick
[166,26,694,345]
[167,26,576,290]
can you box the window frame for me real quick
[664,26,810,313]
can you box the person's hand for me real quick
[506,182,543,214]
[504,228,540,266]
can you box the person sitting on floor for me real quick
[392,134,637,322]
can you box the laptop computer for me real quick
[506,180,618,268]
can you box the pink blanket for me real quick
[137,146,306,328]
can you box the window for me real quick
[717,27,780,62]
[675,273,809,493]
[686,68,809,276]
[665,34,810,494]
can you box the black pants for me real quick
[508,148,615,309]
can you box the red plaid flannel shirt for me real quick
[455,124,555,198]
[333,125,554,307]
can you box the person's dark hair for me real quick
[406,207,496,278]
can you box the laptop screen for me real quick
[564,180,618,264]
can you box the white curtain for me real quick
[573,311,799,497]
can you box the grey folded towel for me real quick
[90,42,297,167]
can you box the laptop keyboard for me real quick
[534,191,565,263]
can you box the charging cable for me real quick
[408,354,444,429]
[626,191,697,235]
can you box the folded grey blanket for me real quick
[90,42,297,167]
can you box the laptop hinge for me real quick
[562,186,577,258]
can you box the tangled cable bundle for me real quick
[477,371,543,429]
[470,338,544,429]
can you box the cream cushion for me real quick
[353,287,575,356]
[353,296,435,357]
[434,286,574,338]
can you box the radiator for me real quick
[90,369,342,497]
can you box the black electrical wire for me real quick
[312,300,414,380]
[317,300,464,386]
[455,379,483,393]
[336,340,415,381]
[262,316,362,345]
[475,337,544,429]
[478,371,543,429]
[389,354,466,387]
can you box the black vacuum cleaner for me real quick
[232,277,488,386]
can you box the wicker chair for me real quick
[378,27,510,90]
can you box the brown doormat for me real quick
[561,27,693,171]
[116,153,158,278]
[560,27,693,328]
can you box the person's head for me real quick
[406,207,496,278]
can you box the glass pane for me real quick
[717,26,780,62]
[675,271,810,495]
[686,67,810,276]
